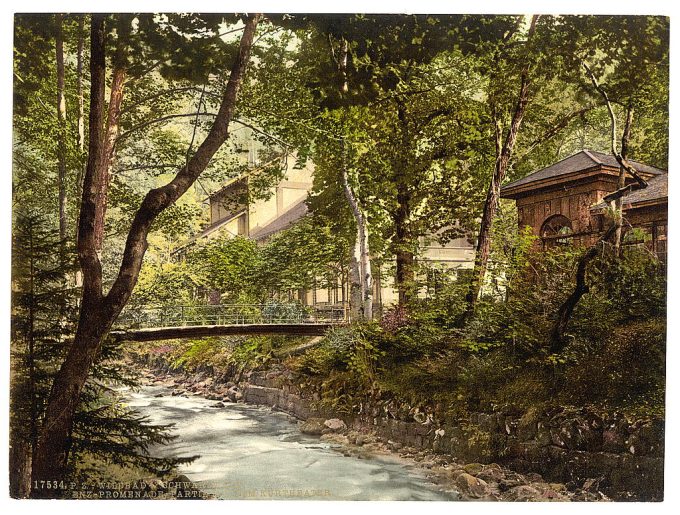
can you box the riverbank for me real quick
[136,364,609,501]
[127,382,458,500]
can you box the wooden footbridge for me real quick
[110,303,348,342]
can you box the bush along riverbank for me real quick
[127,336,661,502]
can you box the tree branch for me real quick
[582,60,647,189]
[116,112,218,143]
[515,106,594,162]
[550,223,618,352]
[104,13,262,317]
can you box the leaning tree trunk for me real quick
[552,66,648,353]
[359,214,374,319]
[55,13,68,243]
[30,14,261,495]
[466,78,531,312]
[348,225,363,319]
[465,16,537,315]
[550,61,647,353]
[551,224,617,352]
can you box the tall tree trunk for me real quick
[55,14,68,243]
[75,15,86,200]
[465,15,537,315]
[9,436,32,498]
[30,14,261,494]
[93,17,129,252]
[342,164,372,319]
[93,64,126,251]
[394,185,415,306]
[336,36,373,319]
[393,101,415,306]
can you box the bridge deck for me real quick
[110,323,339,342]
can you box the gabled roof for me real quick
[250,199,309,241]
[501,150,665,194]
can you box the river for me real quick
[125,384,458,501]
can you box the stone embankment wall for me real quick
[243,371,663,501]
[138,354,663,501]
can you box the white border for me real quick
[1,2,678,515]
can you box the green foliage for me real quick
[290,243,666,419]
[188,236,264,302]
[170,338,229,370]
[258,216,350,292]
[292,325,383,382]
[228,337,273,371]
[560,317,665,415]
[131,260,201,306]
[10,212,187,486]
[10,211,76,458]
[162,336,273,374]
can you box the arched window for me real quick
[541,214,573,247]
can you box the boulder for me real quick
[463,462,484,475]
[454,472,490,498]
[224,386,240,402]
[602,428,626,453]
[638,420,664,456]
[517,408,540,440]
[299,418,326,435]
[445,468,466,481]
[477,463,505,483]
[505,484,542,501]
[387,439,403,451]
[324,418,347,432]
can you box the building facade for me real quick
[176,153,476,311]
[501,150,667,258]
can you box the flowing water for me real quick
[125,385,458,501]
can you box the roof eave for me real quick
[501,165,615,199]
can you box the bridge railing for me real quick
[115,302,347,329]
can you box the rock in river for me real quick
[454,472,490,498]
[299,418,326,435]
[324,418,347,432]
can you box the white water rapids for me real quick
[125,384,458,501]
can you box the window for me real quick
[541,214,573,247]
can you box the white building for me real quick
[176,141,475,311]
